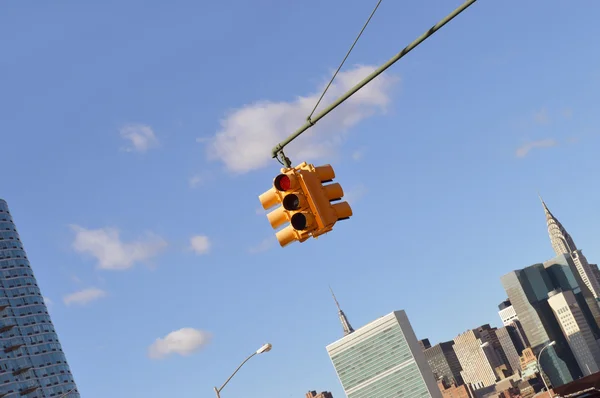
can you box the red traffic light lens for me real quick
[274,174,291,191]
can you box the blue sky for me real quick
[2,0,600,397]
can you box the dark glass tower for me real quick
[501,265,582,387]
[0,199,79,397]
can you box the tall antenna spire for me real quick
[330,286,354,336]
[539,195,577,255]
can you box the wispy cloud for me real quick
[515,139,558,158]
[148,328,211,359]
[70,225,167,270]
[351,148,365,161]
[533,108,550,125]
[189,235,211,255]
[120,124,159,153]
[63,287,107,306]
[188,171,213,189]
[561,108,573,119]
[205,65,398,173]
[345,184,368,204]
[43,296,53,308]
[248,237,275,254]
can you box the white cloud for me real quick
[148,328,211,359]
[63,287,107,306]
[190,235,211,255]
[206,65,398,173]
[70,225,167,270]
[515,139,558,158]
[120,124,159,152]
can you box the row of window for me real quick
[0,277,39,290]
[0,380,78,398]
[0,241,21,251]
[0,267,35,279]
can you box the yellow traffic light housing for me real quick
[258,162,352,247]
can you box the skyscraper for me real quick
[541,198,600,310]
[452,325,507,390]
[501,265,581,387]
[306,391,333,398]
[496,326,523,378]
[423,341,464,386]
[498,300,519,326]
[0,199,79,397]
[329,287,354,337]
[547,288,600,376]
[326,310,442,398]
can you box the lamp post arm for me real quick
[214,352,257,397]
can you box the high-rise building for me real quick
[423,341,464,386]
[0,199,79,397]
[547,289,600,376]
[501,266,581,387]
[499,300,519,326]
[326,310,442,398]
[496,326,523,378]
[329,287,354,337]
[452,325,508,390]
[419,338,432,351]
[306,391,333,398]
[541,198,600,317]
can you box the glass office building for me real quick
[0,199,79,397]
[326,310,442,398]
[501,265,581,387]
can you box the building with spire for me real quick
[329,287,354,337]
[326,310,442,398]
[541,197,600,304]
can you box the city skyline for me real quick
[2,0,600,396]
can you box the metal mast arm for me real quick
[271,0,478,165]
[214,352,257,397]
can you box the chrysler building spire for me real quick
[330,286,354,336]
[539,196,600,306]
[539,195,578,256]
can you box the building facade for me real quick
[423,341,464,386]
[419,339,432,351]
[541,199,600,318]
[547,289,600,376]
[501,266,581,387]
[499,300,519,326]
[496,326,522,378]
[452,326,504,390]
[327,310,442,398]
[306,392,333,398]
[0,199,79,397]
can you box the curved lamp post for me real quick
[213,343,272,398]
[537,341,556,397]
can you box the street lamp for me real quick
[537,341,556,397]
[213,343,272,398]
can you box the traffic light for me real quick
[258,162,352,247]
